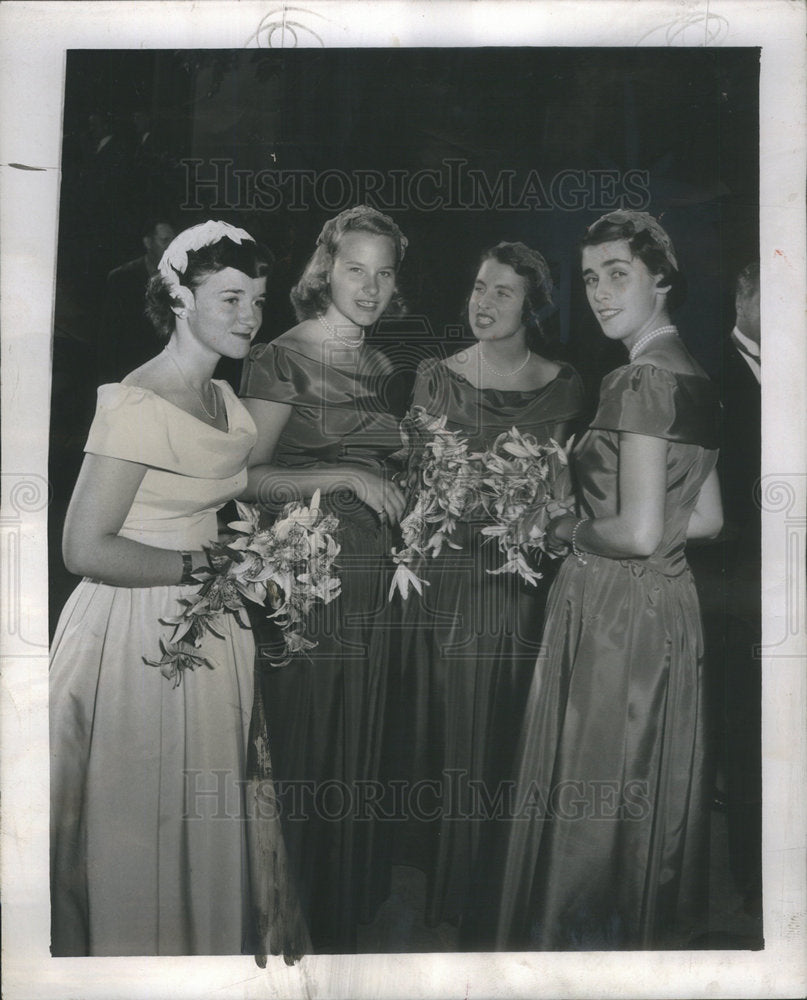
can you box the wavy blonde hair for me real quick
[290,205,408,321]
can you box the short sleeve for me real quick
[84,384,189,471]
[590,364,720,447]
[84,384,254,477]
[554,365,586,424]
[240,343,313,406]
[410,357,445,413]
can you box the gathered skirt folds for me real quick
[248,499,395,953]
[482,552,711,951]
[385,519,554,930]
[50,577,308,958]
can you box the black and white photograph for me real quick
[1,2,805,998]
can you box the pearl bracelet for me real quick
[571,518,590,564]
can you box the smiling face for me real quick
[325,231,397,328]
[469,258,528,342]
[581,240,670,350]
[185,267,266,359]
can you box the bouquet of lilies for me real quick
[389,406,484,599]
[146,491,341,686]
[389,409,571,599]
[476,427,571,586]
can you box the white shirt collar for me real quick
[733,325,760,358]
[731,326,761,384]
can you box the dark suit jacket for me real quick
[717,335,761,623]
[98,256,163,383]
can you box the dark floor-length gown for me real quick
[485,362,721,950]
[388,357,584,928]
[240,340,404,953]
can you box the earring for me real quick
[178,310,187,318]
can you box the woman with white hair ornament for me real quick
[49,220,309,960]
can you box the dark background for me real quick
[47,45,762,950]
[50,46,759,623]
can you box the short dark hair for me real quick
[580,214,686,311]
[146,236,273,340]
[735,261,760,303]
[141,217,174,240]
[475,241,555,353]
[290,205,408,322]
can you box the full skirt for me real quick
[50,577,308,957]
[483,553,710,950]
[249,500,395,953]
[387,521,554,930]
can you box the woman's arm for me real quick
[62,454,207,586]
[552,419,575,450]
[686,466,723,540]
[240,397,296,502]
[240,396,406,522]
[548,432,667,559]
[241,396,373,503]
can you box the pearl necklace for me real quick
[163,348,218,419]
[629,325,678,362]
[317,313,364,348]
[478,343,531,377]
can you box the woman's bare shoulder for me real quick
[532,354,563,383]
[270,319,327,356]
[120,352,174,394]
[271,320,316,347]
[444,345,476,373]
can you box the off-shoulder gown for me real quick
[240,341,404,952]
[50,382,308,958]
[486,363,721,950]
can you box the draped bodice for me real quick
[241,341,404,475]
[84,382,257,550]
[411,357,585,450]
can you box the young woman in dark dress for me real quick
[239,205,408,952]
[486,211,723,951]
[389,241,584,931]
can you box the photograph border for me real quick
[1,2,805,998]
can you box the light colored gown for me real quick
[50,381,306,957]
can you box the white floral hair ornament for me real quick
[589,210,678,271]
[158,220,255,291]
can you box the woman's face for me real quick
[581,240,667,348]
[185,267,266,359]
[327,231,397,328]
[469,258,528,343]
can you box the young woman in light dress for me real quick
[50,221,308,959]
